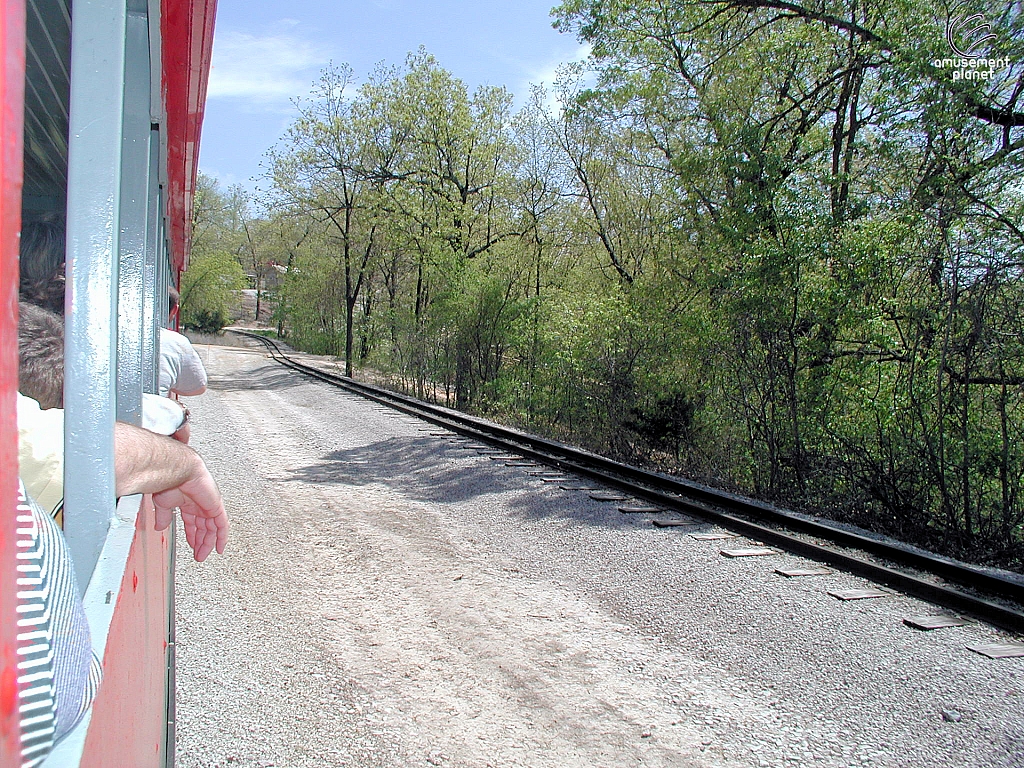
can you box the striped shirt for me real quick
[14,482,101,766]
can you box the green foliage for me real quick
[275,233,348,356]
[256,6,1024,569]
[180,251,247,332]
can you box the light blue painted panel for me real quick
[115,10,151,425]
[63,0,128,595]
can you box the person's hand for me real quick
[151,461,229,562]
[172,421,191,444]
[115,421,230,561]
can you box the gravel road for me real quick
[174,342,1024,768]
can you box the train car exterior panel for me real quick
[79,500,171,768]
[162,0,217,274]
[0,0,25,762]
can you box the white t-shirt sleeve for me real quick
[159,328,208,396]
[141,393,186,436]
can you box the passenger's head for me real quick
[168,285,181,327]
[18,301,64,409]
[19,214,66,315]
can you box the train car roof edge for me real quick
[162,0,217,275]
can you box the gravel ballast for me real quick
[175,343,1024,768]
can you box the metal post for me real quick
[63,0,127,594]
[143,129,160,394]
[115,3,150,426]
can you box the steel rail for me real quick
[237,330,1024,634]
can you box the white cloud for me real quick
[514,43,594,110]
[208,30,331,102]
[520,43,593,96]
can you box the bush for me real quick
[180,251,246,332]
[184,306,232,334]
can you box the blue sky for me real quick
[199,0,589,193]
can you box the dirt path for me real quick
[174,344,1023,768]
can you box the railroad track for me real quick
[236,330,1024,635]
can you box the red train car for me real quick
[0,0,217,764]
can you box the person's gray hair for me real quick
[19,301,64,409]
[19,214,66,315]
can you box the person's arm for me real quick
[171,383,206,397]
[114,422,228,561]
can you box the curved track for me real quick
[237,330,1024,634]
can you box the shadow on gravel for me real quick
[289,436,524,505]
[209,364,310,393]
[288,435,710,533]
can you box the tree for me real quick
[179,251,247,332]
[269,65,386,375]
[255,15,1024,566]
[551,0,1024,559]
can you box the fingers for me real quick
[182,509,199,552]
[216,515,229,554]
[189,512,228,562]
[152,495,174,531]
[189,513,224,561]
[154,476,229,561]
[180,509,208,561]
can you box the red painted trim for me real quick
[81,499,171,768]
[0,0,25,763]
[162,0,217,273]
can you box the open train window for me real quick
[3,0,215,762]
